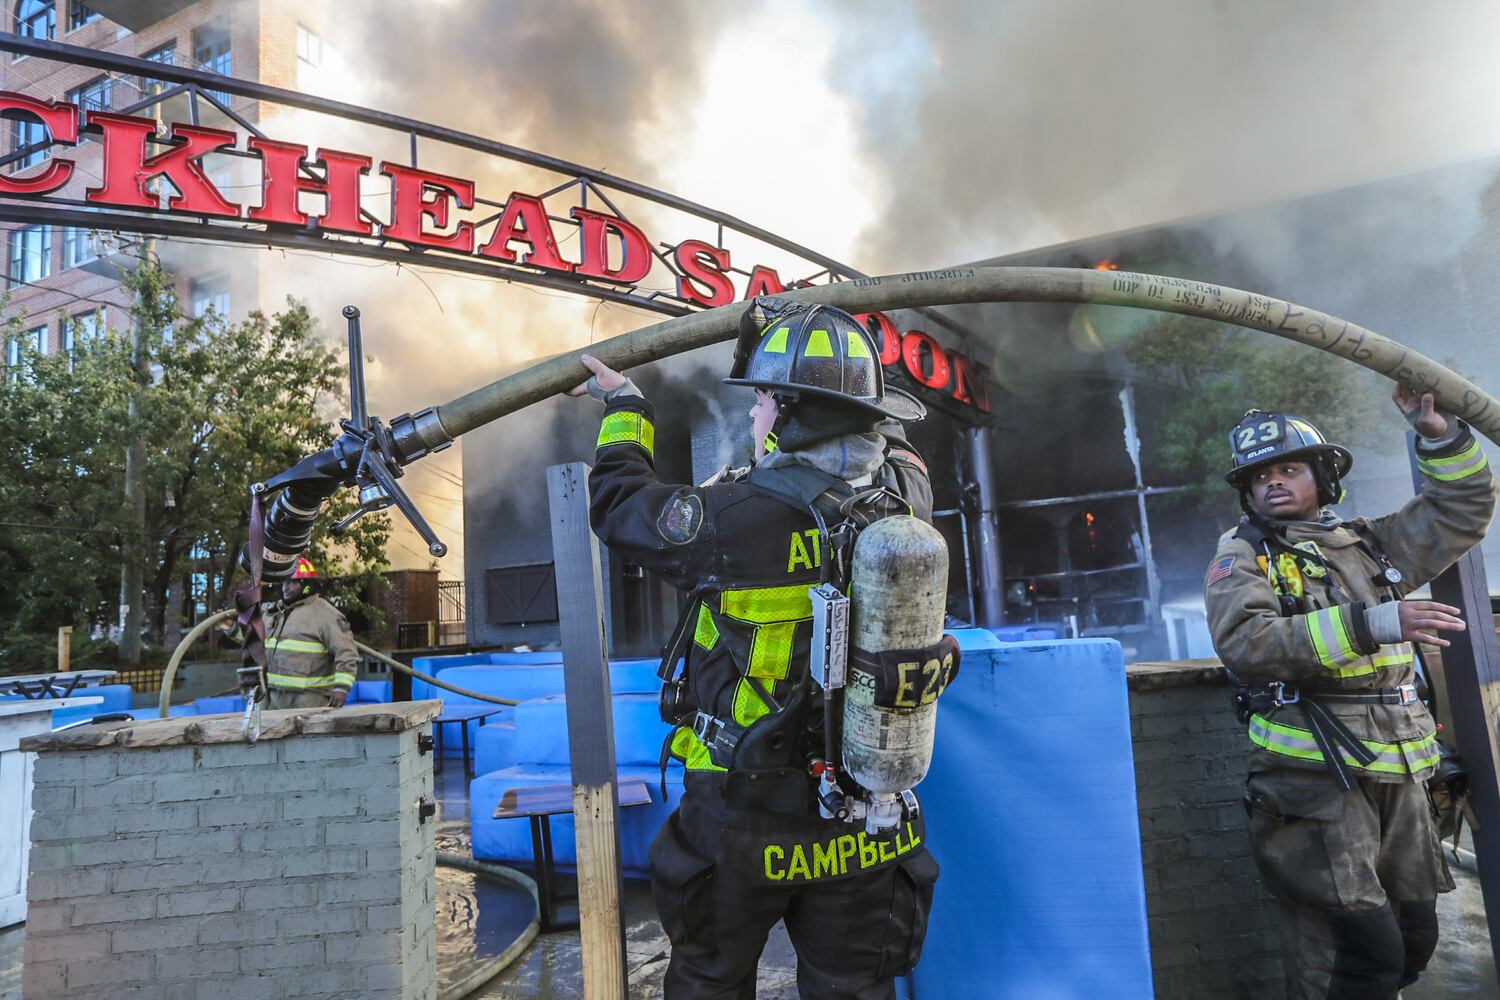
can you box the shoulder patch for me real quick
[1205,556,1235,588]
[657,489,704,545]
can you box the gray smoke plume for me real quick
[830,1,1500,273]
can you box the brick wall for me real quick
[1128,661,1284,999]
[20,703,439,1000]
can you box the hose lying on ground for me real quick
[157,608,519,718]
[435,852,543,1000]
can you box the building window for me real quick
[296,24,322,69]
[15,0,54,44]
[193,21,231,107]
[66,306,105,355]
[8,225,51,287]
[139,42,175,99]
[66,75,112,115]
[28,323,47,356]
[65,0,94,32]
[11,115,46,169]
[61,226,97,269]
[4,336,18,379]
[191,274,229,319]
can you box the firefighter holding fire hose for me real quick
[1204,387,1496,999]
[570,298,945,998]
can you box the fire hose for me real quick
[157,607,519,719]
[246,265,1500,588]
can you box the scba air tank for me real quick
[842,515,955,833]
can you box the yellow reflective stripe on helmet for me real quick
[763,325,791,354]
[1247,713,1439,775]
[693,604,719,650]
[597,410,655,457]
[671,725,725,772]
[720,585,812,682]
[267,672,339,689]
[265,637,329,654]
[804,328,835,358]
[1305,606,1362,670]
[1419,439,1488,482]
[847,331,871,359]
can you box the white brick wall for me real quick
[21,711,437,1000]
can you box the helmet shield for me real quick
[725,296,925,422]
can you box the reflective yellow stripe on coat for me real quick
[1419,439,1488,482]
[1248,713,1440,776]
[597,411,655,457]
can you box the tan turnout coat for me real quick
[264,595,360,695]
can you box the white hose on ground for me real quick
[157,609,521,717]
[434,851,542,1000]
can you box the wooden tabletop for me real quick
[494,777,654,819]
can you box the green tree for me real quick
[1124,312,1383,503]
[0,262,390,674]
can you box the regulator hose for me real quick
[436,265,1500,446]
[158,608,520,718]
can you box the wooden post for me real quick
[56,627,71,673]
[546,461,627,998]
[1407,435,1500,974]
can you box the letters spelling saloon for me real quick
[0,90,991,414]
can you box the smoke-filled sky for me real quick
[243,0,1500,570]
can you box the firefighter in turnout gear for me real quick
[570,298,938,999]
[264,557,360,709]
[1204,387,1496,1000]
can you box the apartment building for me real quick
[0,0,337,360]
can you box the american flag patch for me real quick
[1205,557,1235,588]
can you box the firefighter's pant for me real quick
[1246,768,1451,1000]
[268,688,333,710]
[650,799,938,1000]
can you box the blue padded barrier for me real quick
[414,659,661,757]
[43,684,134,729]
[193,694,247,716]
[411,650,562,681]
[910,631,1152,999]
[512,693,673,768]
[989,624,1061,642]
[348,679,392,704]
[473,718,519,776]
[469,763,685,877]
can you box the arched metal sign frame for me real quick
[0,31,993,418]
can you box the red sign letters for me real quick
[0,91,990,412]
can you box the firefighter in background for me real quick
[569,298,937,999]
[1204,387,1496,999]
[264,557,359,709]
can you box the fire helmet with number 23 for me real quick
[1224,409,1353,507]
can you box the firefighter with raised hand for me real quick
[1204,386,1496,999]
[569,297,940,999]
[264,557,360,709]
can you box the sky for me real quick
[240,0,1500,572]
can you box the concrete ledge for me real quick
[1126,658,1229,692]
[20,701,442,752]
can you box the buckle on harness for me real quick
[1268,681,1299,707]
[1397,682,1419,706]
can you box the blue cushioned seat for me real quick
[473,717,519,776]
[348,679,391,704]
[46,683,135,729]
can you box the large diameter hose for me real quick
[157,609,519,718]
[435,266,1500,448]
